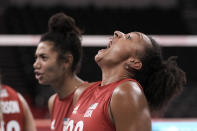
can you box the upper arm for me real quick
[48,94,56,115]
[110,81,151,131]
[18,93,37,131]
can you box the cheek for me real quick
[110,47,123,58]
[44,63,63,76]
[45,65,65,83]
[112,47,130,61]
[46,67,56,74]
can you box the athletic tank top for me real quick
[50,82,90,131]
[0,85,25,131]
[50,92,74,131]
[62,78,142,131]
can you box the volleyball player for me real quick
[61,31,186,131]
[33,12,88,130]
[0,74,36,131]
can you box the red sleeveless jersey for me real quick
[50,92,74,131]
[0,85,25,131]
[50,78,142,131]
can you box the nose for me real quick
[114,31,125,38]
[33,59,40,69]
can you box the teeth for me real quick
[36,72,41,75]
[107,41,112,48]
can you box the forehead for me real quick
[127,32,152,46]
[36,41,54,53]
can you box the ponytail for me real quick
[135,36,186,112]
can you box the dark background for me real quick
[0,0,196,118]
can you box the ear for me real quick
[63,52,73,67]
[126,57,142,70]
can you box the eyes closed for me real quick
[114,32,132,40]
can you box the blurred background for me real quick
[0,0,196,122]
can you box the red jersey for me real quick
[0,85,25,131]
[51,78,142,131]
[50,92,74,131]
[50,82,90,131]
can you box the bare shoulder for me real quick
[48,94,56,105]
[112,81,146,111]
[110,81,151,131]
[73,82,95,106]
[48,94,56,115]
[113,81,144,100]
[17,92,32,113]
[17,93,29,107]
[17,93,36,131]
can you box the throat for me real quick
[101,68,132,86]
[54,75,84,99]
[57,87,76,99]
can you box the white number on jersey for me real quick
[1,120,20,131]
[63,120,84,131]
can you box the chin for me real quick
[95,55,99,62]
[96,59,105,69]
[38,81,44,85]
[95,56,102,64]
[38,80,47,85]
[95,49,105,61]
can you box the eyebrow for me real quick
[124,34,131,39]
[125,32,142,41]
[133,32,143,40]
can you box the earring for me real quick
[125,65,129,69]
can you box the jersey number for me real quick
[1,120,20,131]
[63,120,83,131]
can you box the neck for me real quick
[52,74,84,99]
[101,66,134,86]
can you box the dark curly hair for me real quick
[134,36,186,112]
[40,12,82,73]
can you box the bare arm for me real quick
[48,94,56,116]
[110,81,151,131]
[18,93,37,131]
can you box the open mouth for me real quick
[107,40,112,48]
[35,72,42,80]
